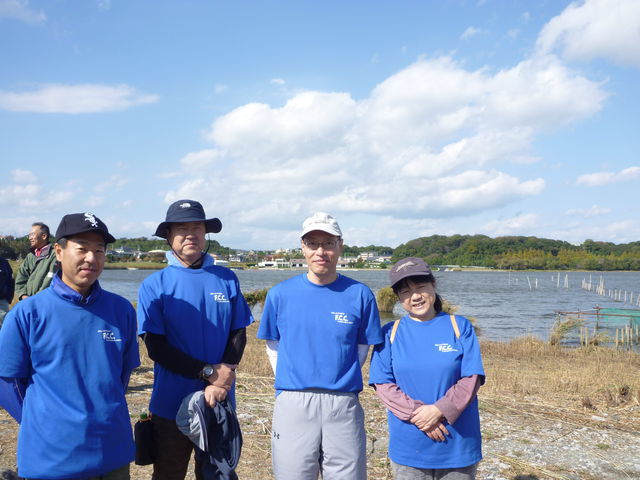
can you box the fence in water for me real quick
[555,307,640,350]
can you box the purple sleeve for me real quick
[374,383,425,421]
[434,374,481,424]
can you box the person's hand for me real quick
[204,385,228,407]
[410,404,443,431]
[425,422,449,442]
[207,363,237,390]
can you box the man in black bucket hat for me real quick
[137,200,253,480]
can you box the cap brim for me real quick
[154,218,222,238]
[301,226,341,238]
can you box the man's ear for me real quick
[54,243,63,261]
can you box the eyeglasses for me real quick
[303,240,339,250]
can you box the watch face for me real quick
[203,366,214,377]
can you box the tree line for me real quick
[392,235,640,270]
[2,233,639,270]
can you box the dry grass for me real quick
[481,336,640,412]
[3,321,640,479]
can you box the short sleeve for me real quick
[458,317,485,383]
[368,323,395,385]
[256,288,280,341]
[230,276,253,330]
[357,289,383,345]
[137,278,165,336]
[0,309,31,378]
[123,302,141,373]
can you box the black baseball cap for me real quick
[55,212,116,244]
[153,199,222,239]
[389,257,434,288]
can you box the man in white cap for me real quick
[257,212,383,480]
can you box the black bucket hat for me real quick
[153,199,222,239]
[55,212,116,244]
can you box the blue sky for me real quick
[1,0,639,250]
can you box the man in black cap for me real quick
[137,199,253,480]
[0,212,140,479]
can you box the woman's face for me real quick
[397,278,437,321]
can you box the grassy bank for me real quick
[1,322,639,478]
[133,322,640,479]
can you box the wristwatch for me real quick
[200,364,215,381]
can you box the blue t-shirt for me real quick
[0,274,140,479]
[137,262,253,419]
[369,312,485,469]
[257,273,383,393]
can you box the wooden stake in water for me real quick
[527,276,532,290]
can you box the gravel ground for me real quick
[1,368,639,479]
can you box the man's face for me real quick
[28,226,47,249]
[301,230,343,282]
[54,232,106,296]
[168,221,206,263]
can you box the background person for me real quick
[137,199,253,480]
[369,257,485,480]
[257,212,383,480]
[0,213,140,479]
[14,222,58,300]
[0,256,14,326]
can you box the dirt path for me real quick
[1,369,639,479]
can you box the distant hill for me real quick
[392,235,640,270]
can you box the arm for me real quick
[14,259,31,300]
[221,327,247,365]
[0,377,27,423]
[433,374,482,424]
[374,383,424,421]
[144,332,206,378]
[357,344,369,367]
[265,340,279,374]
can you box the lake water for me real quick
[100,268,640,342]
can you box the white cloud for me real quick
[0,172,72,212]
[95,175,130,193]
[536,0,640,68]
[0,0,45,25]
[88,196,105,207]
[214,84,228,94]
[179,149,222,169]
[507,28,520,40]
[163,51,605,246]
[270,78,286,85]
[461,26,483,40]
[0,84,159,113]
[482,213,540,236]
[576,166,640,186]
[565,205,612,217]
[11,168,36,183]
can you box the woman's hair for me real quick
[392,274,443,313]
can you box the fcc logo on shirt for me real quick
[435,343,458,353]
[210,292,229,303]
[332,312,354,325]
[97,329,122,342]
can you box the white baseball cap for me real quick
[301,212,342,238]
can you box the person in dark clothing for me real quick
[137,199,253,480]
[14,222,58,300]
[0,256,14,326]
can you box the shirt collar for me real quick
[34,243,51,257]
[51,272,102,305]
[166,250,214,269]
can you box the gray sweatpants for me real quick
[271,390,366,480]
[391,460,477,480]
